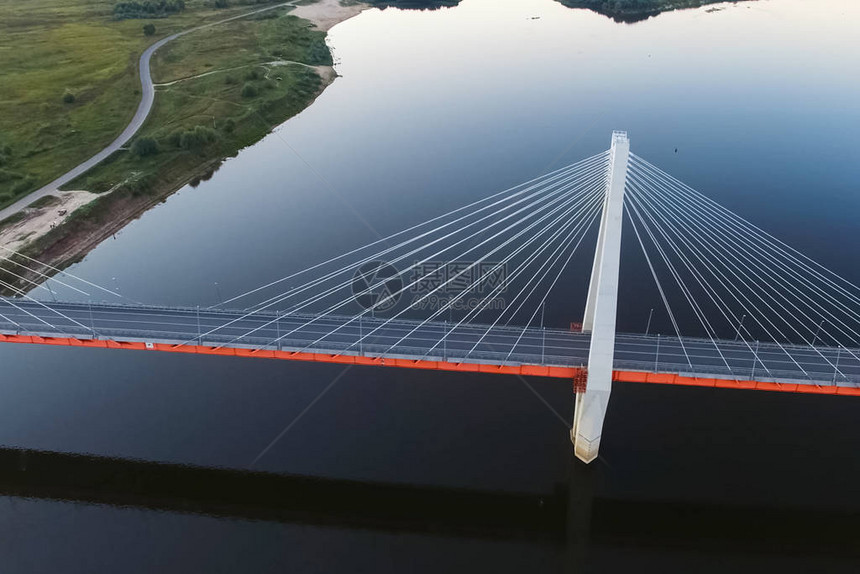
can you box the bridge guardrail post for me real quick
[276,311,281,351]
[833,345,842,384]
[540,302,546,365]
[88,301,97,339]
[751,340,759,380]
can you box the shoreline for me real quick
[0,0,368,294]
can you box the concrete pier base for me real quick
[572,388,611,464]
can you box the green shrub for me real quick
[63,90,75,104]
[165,130,182,148]
[120,173,157,196]
[178,126,219,150]
[221,118,236,133]
[88,179,115,193]
[131,137,159,157]
[143,23,156,35]
[70,199,100,220]
[244,69,260,81]
[224,75,237,85]
[307,40,332,66]
[241,83,258,98]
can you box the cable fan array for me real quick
[0,244,137,336]
[188,152,609,359]
[3,144,858,385]
[0,154,608,367]
[625,153,860,381]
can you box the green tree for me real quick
[143,23,156,36]
[178,126,218,150]
[131,137,159,157]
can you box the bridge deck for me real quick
[1,299,858,392]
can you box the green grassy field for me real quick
[3,4,334,281]
[0,0,259,208]
[62,8,331,200]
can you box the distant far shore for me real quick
[557,0,752,22]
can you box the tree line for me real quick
[113,0,186,20]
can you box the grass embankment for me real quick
[61,7,330,209]
[7,6,332,281]
[0,0,261,209]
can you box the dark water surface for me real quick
[1,0,859,571]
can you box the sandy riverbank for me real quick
[0,191,99,253]
[292,0,368,32]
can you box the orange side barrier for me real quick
[0,333,581,379]
[2,332,858,395]
[612,370,860,397]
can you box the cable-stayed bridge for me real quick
[2,131,859,463]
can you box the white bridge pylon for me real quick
[572,131,630,464]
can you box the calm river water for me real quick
[1,0,859,571]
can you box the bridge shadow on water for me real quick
[1,446,858,569]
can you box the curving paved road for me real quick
[0,2,293,222]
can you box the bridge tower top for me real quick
[611,130,629,145]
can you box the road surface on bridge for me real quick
[1,299,858,389]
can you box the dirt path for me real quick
[0,191,99,252]
[155,59,319,87]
